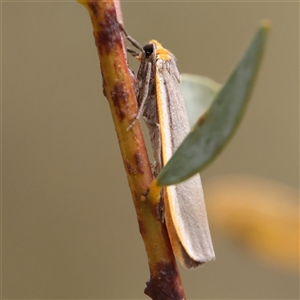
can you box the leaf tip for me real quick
[261,19,272,31]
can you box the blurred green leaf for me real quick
[181,74,220,128]
[158,20,271,186]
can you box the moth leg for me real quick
[143,116,160,127]
[126,61,152,131]
[150,161,158,177]
[157,191,165,223]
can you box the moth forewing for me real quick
[164,177,215,268]
[131,38,215,268]
[153,50,215,267]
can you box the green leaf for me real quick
[181,74,220,128]
[158,20,271,186]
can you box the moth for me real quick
[123,27,215,268]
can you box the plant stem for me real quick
[77,1,185,299]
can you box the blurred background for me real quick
[2,1,299,299]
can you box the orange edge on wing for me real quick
[164,190,202,268]
[154,45,196,268]
[150,40,173,61]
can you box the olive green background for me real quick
[2,1,299,299]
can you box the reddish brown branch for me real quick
[77,1,185,299]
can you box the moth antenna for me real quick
[119,23,143,52]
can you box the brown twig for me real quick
[77,1,185,299]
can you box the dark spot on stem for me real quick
[134,152,144,174]
[145,262,185,299]
[110,82,128,121]
[89,2,99,17]
[125,159,136,175]
[95,6,122,55]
